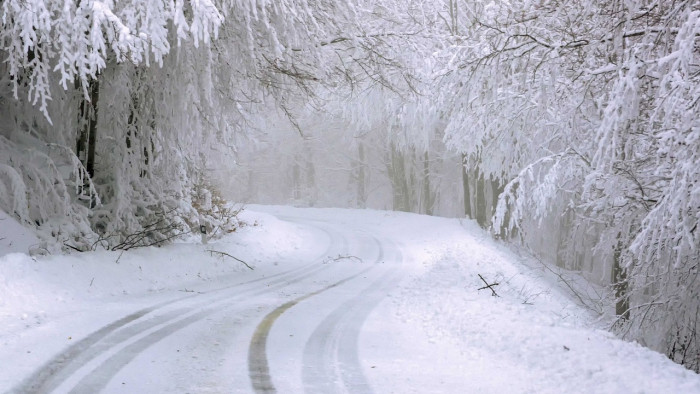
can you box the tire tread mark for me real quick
[303,240,403,394]
[10,217,343,394]
[59,262,337,393]
[8,299,186,394]
[11,259,334,394]
[248,267,374,394]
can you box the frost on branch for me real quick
[0,0,225,118]
[421,0,700,371]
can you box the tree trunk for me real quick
[389,143,410,212]
[462,154,472,218]
[357,141,367,208]
[613,234,630,319]
[556,209,572,268]
[76,77,100,207]
[491,176,503,219]
[85,79,99,178]
[292,155,301,201]
[422,150,433,215]
[475,171,487,227]
[305,150,316,206]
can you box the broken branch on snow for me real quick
[206,249,253,270]
[478,274,500,297]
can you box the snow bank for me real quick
[0,209,324,338]
[0,209,40,256]
[336,208,700,393]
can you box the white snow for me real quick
[0,209,40,255]
[1,205,698,393]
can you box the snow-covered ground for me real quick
[1,205,698,393]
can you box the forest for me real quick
[1,0,698,372]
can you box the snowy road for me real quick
[2,206,700,393]
[5,215,407,393]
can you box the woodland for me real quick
[0,0,698,372]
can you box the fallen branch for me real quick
[91,207,187,251]
[531,256,604,314]
[478,274,500,297]
[324,254,364,264]
[115,250,125,264]
[63,243,85,253]
[206,249,253,270]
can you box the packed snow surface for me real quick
[1,205,698,393]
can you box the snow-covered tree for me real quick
[0,0,396,250]
[417,0,700,371]
[2,0,697,372]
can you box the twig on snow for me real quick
[324,254,364,264]
[478,274,500,297]
[206,249,253,270]
[63,243,84,252]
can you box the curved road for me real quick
[10,214,405,394]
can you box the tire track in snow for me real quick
[247,266,374,393]
[301,239,403,394]
[14,262,327,394]
[10,220,345,394]
[69,265,334,393]
[7,298,190,394]
[248,235,397,394]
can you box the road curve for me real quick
[302,240,403,394]
[10,214,406,394]
[10,218,345,394]
[246,225,405,394]
[248,267,373,393]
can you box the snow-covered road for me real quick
[1,206,699,393]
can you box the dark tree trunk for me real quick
[86,79,99,178]
[75,77,100,207]
[77,78,99,177]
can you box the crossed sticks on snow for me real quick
[477,274,500,297]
